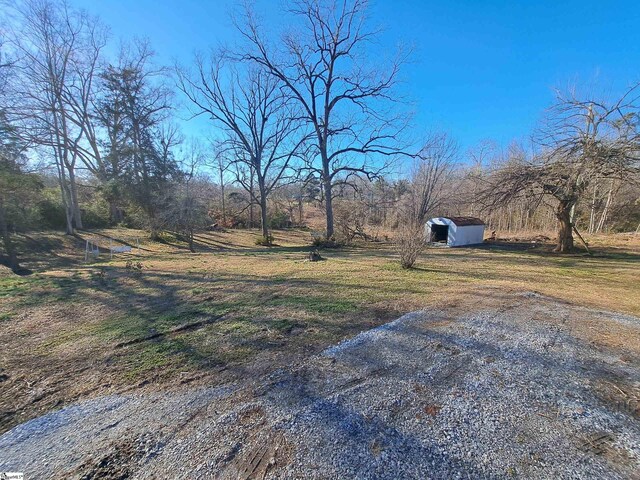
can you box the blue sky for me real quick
[74,0,640,153]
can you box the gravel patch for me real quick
[1,292,638,479]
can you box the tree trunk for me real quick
[188,228,195,253]
[0,198,19,272]
[554,200,574,253]
[588,183,597,234]
[68,167,83,229]
[221,183,226,226]
[248,172,255,229]
[57,174,74,235]
[59,177,74,235]
[596,179,614,233]
[219,167,226,226]
[54,154,74,235]
[324,177,334,239]
[109,201,124,224]
[259,191,269,241]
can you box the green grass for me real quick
[91,303,231,343]
[122,340,188,380]
[0,276,32,298]
[265,294,359,315]
[34,328,87,354]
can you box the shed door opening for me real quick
[431,224,448,243]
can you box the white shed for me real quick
[425,216,485,247]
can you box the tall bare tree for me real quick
[238,0,409,239]
[161,139,209,252]
[7,0,109,233]
[409,132,458,223]
[484,85,640,252]
[177,55,305,242]
[210,145,232,226]
[0,38,41,272]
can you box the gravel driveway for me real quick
[1,292,639,479]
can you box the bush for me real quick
[81,198,111,228]
[37,190,66,229]
[269,210,291,229]
[125,260,143,273]
[255,234,274,246]
[333,200,368,243]
[394,224,426,269]
[310,230,340,248]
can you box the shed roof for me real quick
[429,216,485,226]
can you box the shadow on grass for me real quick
[5,232,638,384]
[6,264,402,387]
[79,230,154,253]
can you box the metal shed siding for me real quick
[425,217,485,247]
[450,224,485,246]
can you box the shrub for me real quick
[310,231,340,248]
[268,211,291,229]
[255,234,274,246]
[37,190,66,229]
[81,198,111,228]
[395,224,426,269]
[334,200,368,243]
[125,260,143,272]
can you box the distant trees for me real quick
[161,140,210,252]
[100,43,179,235]
[210,147,232,227]
[1,0,639,263]
[177,56,305,242]
[239,0,409,239]
[485,85,640,252]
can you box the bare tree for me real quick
[238,0,409,239]
[464,140,498,217]
[177,55,306,242]
[210,144,232,226]
[161,139,209,252]
[8,0,107,233]
[59,14,108,184]
[484,85,640,252]
[409,132,458,223]
[394,223,426,269]
[0,37,41,272]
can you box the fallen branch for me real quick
[115,314,225,348]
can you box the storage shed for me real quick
[425,216,485,247]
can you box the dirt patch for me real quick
[71,434,154,480]
[227,430,293,480]
[593,379,640,420]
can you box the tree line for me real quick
[1,0,639,271]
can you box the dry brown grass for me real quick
[0,227,638,433]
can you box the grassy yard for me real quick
[1,228,639,433]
